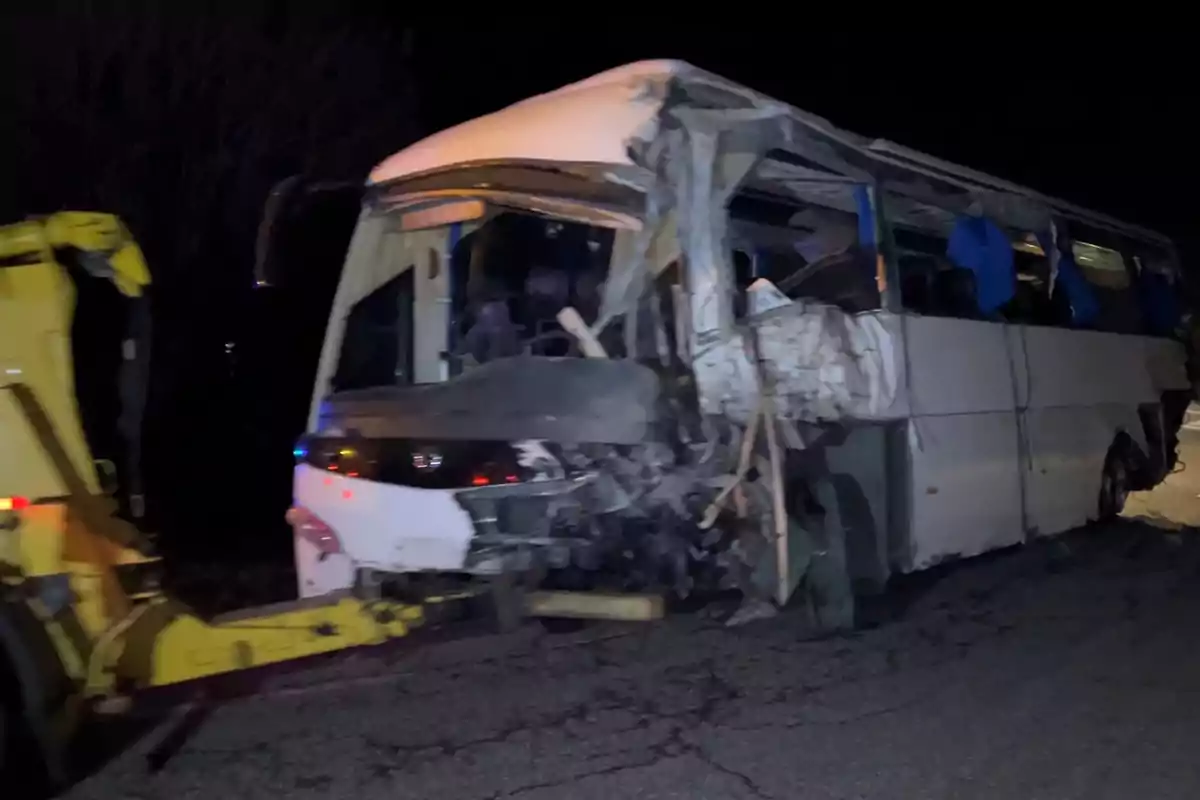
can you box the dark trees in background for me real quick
[1,5,418,567]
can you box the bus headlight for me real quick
[412,449,444,471]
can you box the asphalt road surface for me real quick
[67,433,1200,800]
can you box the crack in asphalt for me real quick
[470,662,776,800]
[336,579,1086,797]
[67,523,1200,799]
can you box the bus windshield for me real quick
[329,209,616,392]
[447,211,615,369]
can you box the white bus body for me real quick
[290,61,1191,628]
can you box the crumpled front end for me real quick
[295,64,907,631]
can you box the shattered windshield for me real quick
[330,209,616,392]
[447,212,615,369]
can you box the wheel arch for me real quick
[1102,403,1153,488]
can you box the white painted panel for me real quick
[1022,326,1158,408]
[906,412,1023,570]
[904,316,1016,416]
[1006,325,1030,409]
[1022,405,1132,536]
[413,239,449,384]
[294,464,475,573]
[370,61,675,184]
[294,536,355,599]
[1145,336,1189,392]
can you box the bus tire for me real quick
[1098,437,1132,522]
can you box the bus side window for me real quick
[890,226,981,320]
[1080,243,1141,334]
[727,186,880,315]
[1002,250,1064,327]
[1056,236,1141,334]
[898,254,937,315]
[1136,257,1181,338]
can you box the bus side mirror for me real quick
[253,176,304,289]
[253,177,364,290]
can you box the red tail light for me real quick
[285,506,343,561]
[0,496,30,512]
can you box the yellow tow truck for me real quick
[0,212,433,791]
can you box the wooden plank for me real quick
[524,591,664,622]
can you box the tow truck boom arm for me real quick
[1,211,152,510]
[0,211,151,298]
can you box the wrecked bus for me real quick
[287,60,1192,631]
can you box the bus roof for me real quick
[370,60,1173,249]
[368,60,680,184]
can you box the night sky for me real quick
[2,16,1194,582]
[417,31,1194,245]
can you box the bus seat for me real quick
[464,299,522,363]
[899,256,936,314]
[935,267,983,320]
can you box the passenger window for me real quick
[1043,227,1144,334]
[892,226,984,320]
[892,215,1060,326]
[1001,249,1070,327]
[885,192,994,322]
[883,191,1175,336]
[1071,240,1142,334]
[1134,254,1180,338]
[727,187,880,315]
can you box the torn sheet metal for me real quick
[598,67,796,346]
[691,297,902,427]
[589,63,901,434]
[758,304,900,422]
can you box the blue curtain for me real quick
[947,215,1015,314]
[854,185,875,249]
[1035,230,1099,327]
[1140,269,1180,336]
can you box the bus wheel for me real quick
[1098,443,1131,522]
